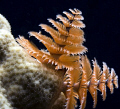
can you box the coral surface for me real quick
[0,13,65,109]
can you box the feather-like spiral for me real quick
[16,8,118,109]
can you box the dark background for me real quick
[0,0,120,109]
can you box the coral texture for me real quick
[0,14,65,109]
[0,14,11,32]
[17,8,118,109]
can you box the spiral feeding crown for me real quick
[17,8,118,109]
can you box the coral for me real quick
[17,8,118,109]
[0,14,65,109]
[52,92,66,109]
[0,14,11,32]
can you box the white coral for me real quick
[0,14,65,109]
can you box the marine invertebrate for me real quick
[17,8,118,109]
[0,13,65,109]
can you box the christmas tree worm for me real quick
[17,8,118,109]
